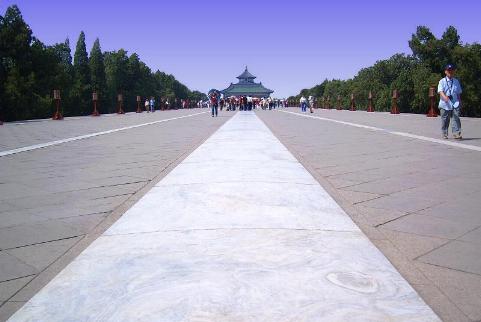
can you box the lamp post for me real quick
[327,96,331,109]
[391,89,400,114]
[427,86,438,117]
[337,95,341,110]
[367,91,374,112]
[350,93,356,111]
[52,89,63,120]
[92,92,100,116]
[136,96,142,113]
[117,94,125,114]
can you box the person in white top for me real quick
[144,99,149,112]
[438,64,463,139]
[300,96,307,112]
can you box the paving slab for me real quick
[7,112,439,321]
[415,263,481,321]
[0,278,34,302]
[0,253,36,282]
[0,221,81,250]
[5,237,82,272]
[381,213,475,240]
[0,303,25,322]
[459,226,481,246]
[418,240,481,275]
[354,205,407,227]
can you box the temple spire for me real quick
[237,67,256,82]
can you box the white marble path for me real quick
[8,112,440,322]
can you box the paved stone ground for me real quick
[1,107,480,321]
[0,109,232,321]
[0,110,208,152]
[257,108,481,322]
[7,112,439,321]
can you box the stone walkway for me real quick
[7,112,439,321]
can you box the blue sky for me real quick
[1,0,479,97]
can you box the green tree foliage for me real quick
[89,38,106,112]
[0,5,204,121]
[293,26,481,116]
[0,5,34,121]
[72,31,90,115]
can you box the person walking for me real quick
[149,97,155,113]
[308,96,315,113]
[220,97,225,111]
[438,64,462,139]
[300,96,307,112]
[145,99,150,112]
[209,91,218,117]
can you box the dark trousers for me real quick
[211,104,218,116]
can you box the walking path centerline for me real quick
[0,111,207,158]
[7,112,439,321]
[280,109,481,152]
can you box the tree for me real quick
[72,31,90,115]
[453,43,481,116]
[104,49,129,112]
[0,5,34,121]
[89,38,106,113]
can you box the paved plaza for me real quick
[1,108,481,321]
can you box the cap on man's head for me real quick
[445,64,456,70]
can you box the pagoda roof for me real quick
[222,82,273,96]
[237,67,256,79]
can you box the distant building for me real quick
[221,67,274,98]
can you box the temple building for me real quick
[221,67,274,98]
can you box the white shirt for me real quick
[438,77,462,110]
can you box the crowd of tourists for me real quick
[205,93,288,117]
[138,97,199,112]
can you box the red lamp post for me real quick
[117,94,125,114]
[367,91,374,112]
[92,92,100,116]
[52,90,63,120]
[136,96,142,113]
[427,86,438,117]
[391,89,400,114]
[350,93,356,111]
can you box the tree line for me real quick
[289,26,481,117]
[0,5,206,122]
